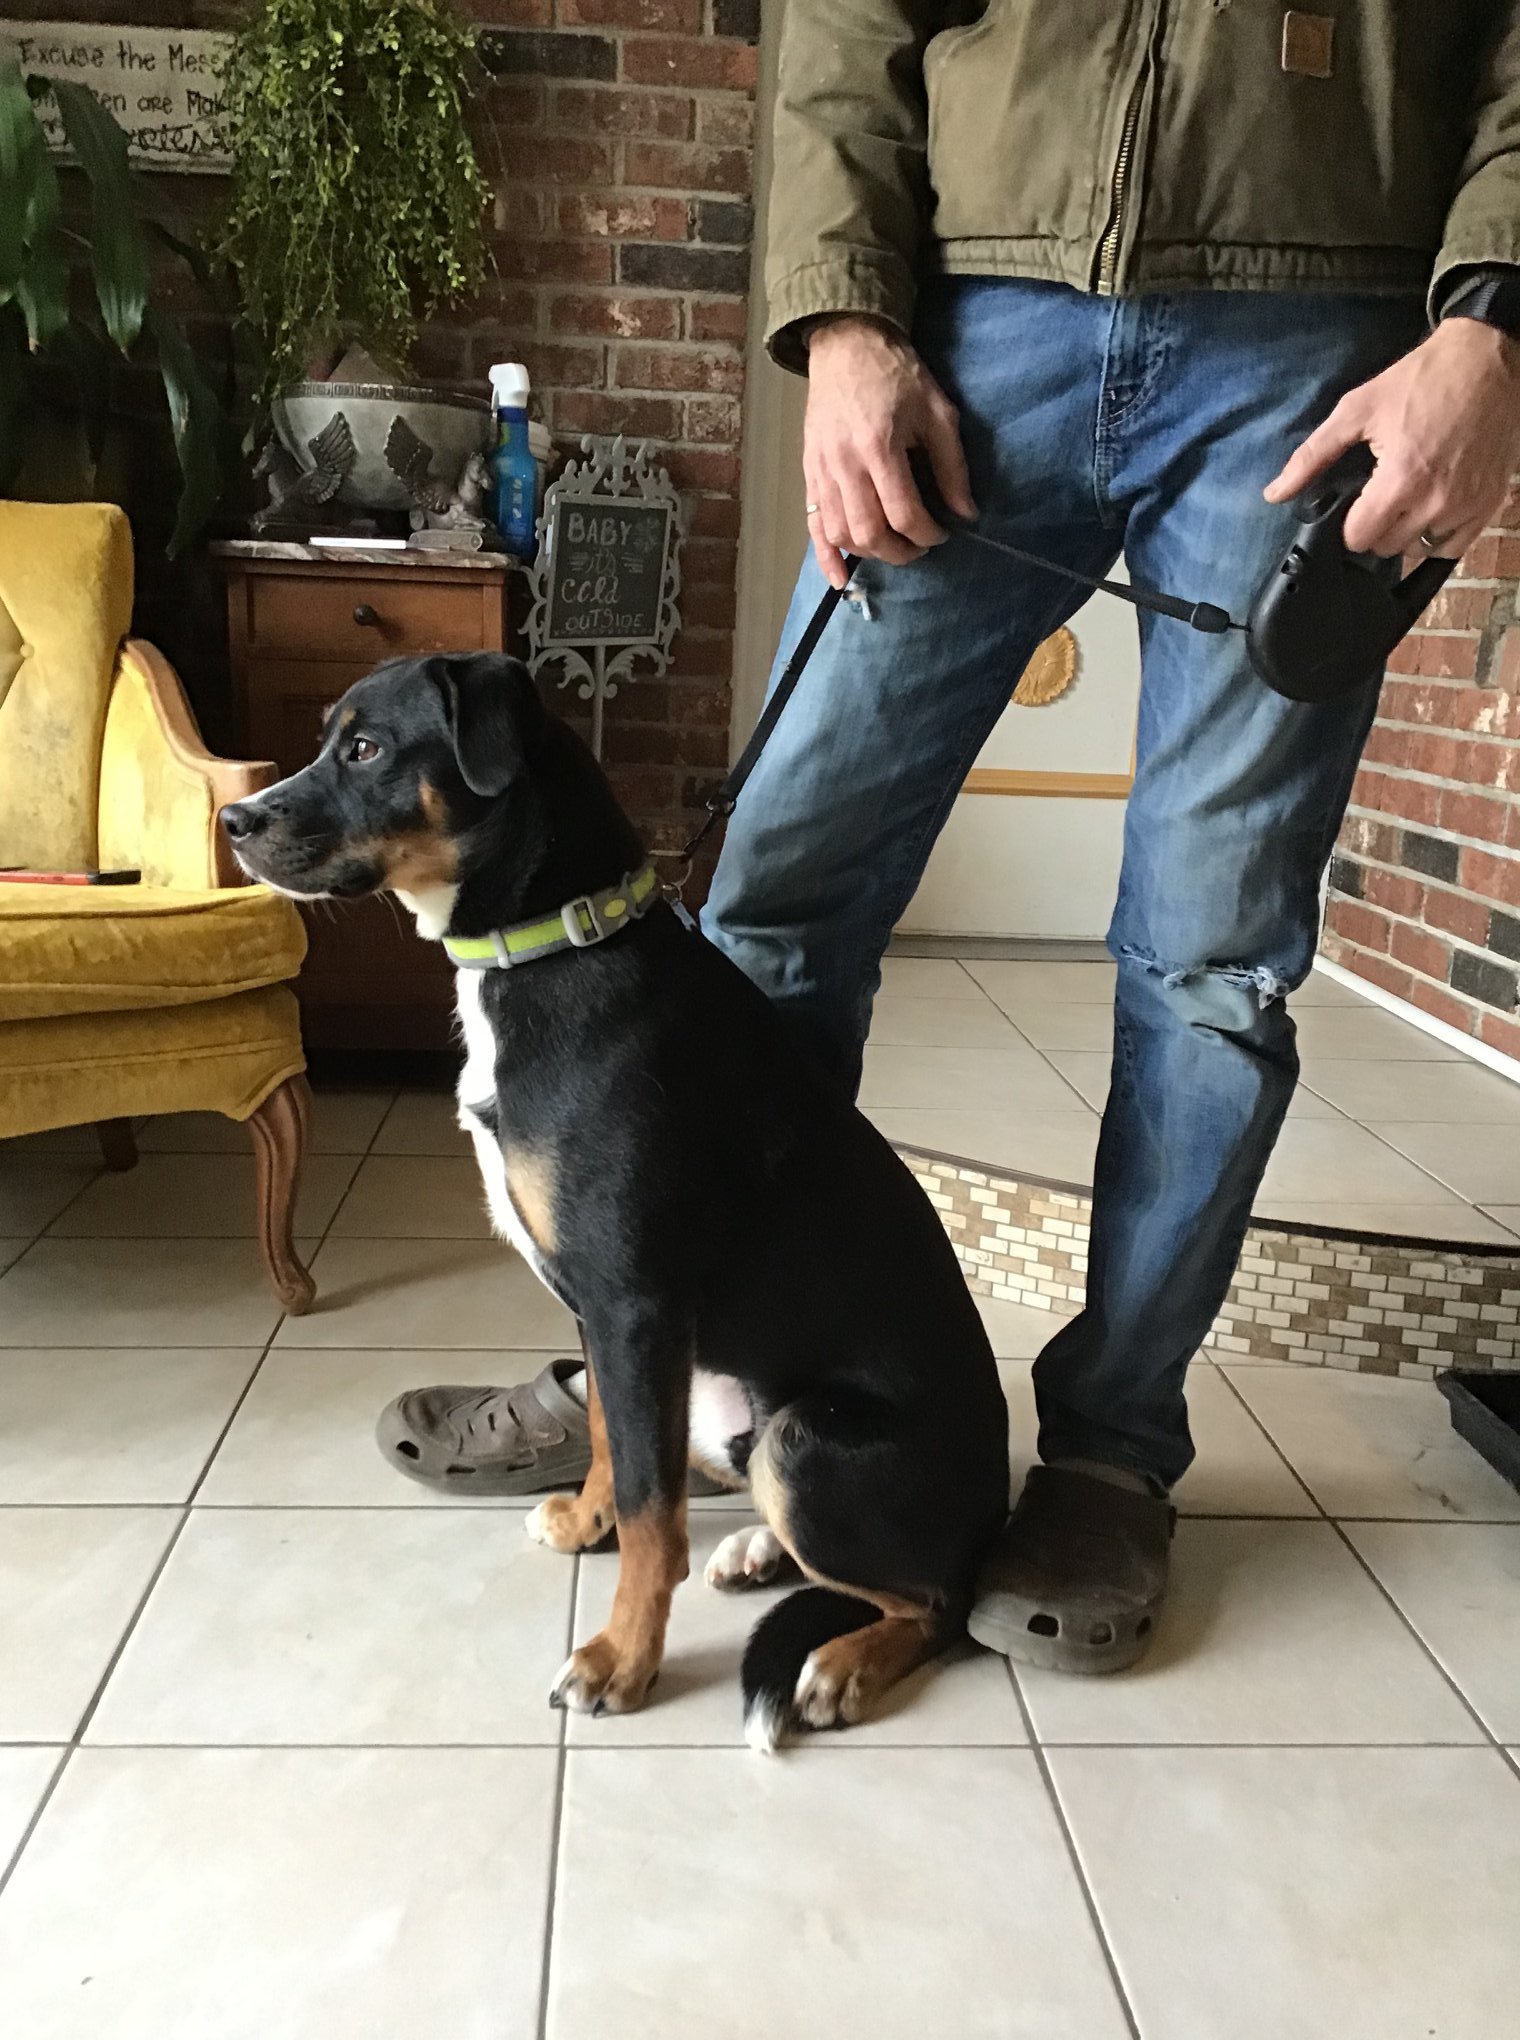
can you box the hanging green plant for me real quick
[218,0,492,395]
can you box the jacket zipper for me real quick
[1096,70,1146,293]
[1095,6,1164,296]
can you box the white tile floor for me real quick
[870,954,1520,1239]
[1,959,1519,2035]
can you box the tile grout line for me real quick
[2,1736,1498,1753]
[0,1501,198,1907]
[1217,1364,1518,1763]
[1327,1518,1516,1761]
[982,991,1109,1118]
[315,1090,404,1243]
[1211,1368,1327,1518]
[534,1552,578,2040]
[0,1745,70,1902]
[1348,1115,1512,1219]
[1004,1663,1143,2040]
[2,1149,109,1274]
[9,1494,1519,1527]
[180,1091,396,1513]
[0,1092,402,1904]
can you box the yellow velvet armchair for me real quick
[0,501,317,1311]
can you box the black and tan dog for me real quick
[222,652,1009,1749]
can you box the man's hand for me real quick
[1265,318,1520,559]
[803,316,977,588]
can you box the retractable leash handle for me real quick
[1245,474,1459,704]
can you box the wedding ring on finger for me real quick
[1419,526,1457,554]
[805,502,822,516]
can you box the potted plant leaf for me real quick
[217,0,495,522]
[0,61,228,556]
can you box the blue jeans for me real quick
[702,278,1425,1493]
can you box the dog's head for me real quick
[221,652,546,906]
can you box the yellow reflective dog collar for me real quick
[443,864,661,969]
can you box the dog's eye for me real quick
[347,735,381,764]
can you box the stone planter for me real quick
[271,380,491,514]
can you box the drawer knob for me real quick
[352,602,380,628]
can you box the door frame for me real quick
[731,0,807,753]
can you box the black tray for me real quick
[1436,1370,1520,1493]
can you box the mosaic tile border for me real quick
[898,1149,1520,1380]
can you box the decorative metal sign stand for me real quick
[523,435,683,758]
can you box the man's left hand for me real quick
[1265,318,1520,558]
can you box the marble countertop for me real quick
[210,538,518,571]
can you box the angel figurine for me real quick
[251,413,358,531]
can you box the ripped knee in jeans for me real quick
[1119,944,1292,1021]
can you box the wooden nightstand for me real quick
[216,541,517,1053]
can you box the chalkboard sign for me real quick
[544,498,674,648]
[523,434,684,759]
[1,23,232,171]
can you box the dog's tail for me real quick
[741,1586,878,1755]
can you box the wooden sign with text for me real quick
[1,22,231,170]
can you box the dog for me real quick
[222,652,1010,1750]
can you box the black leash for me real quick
[661,525,1240,897]
[664,549,862,888]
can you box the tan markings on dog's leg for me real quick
[502,1145,557,1256]
[550,1498,689,1715]
[749,1412,934,1622]
[526,1359,616,1554]
[746,1413,793,1541]
[794,1611,942,1731]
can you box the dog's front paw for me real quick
[526,1493,612,1554]
[549,1631,658,1717]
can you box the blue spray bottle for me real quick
[488,362,538,560]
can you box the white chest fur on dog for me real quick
[450,956,755,1478]
[453,969,556,1289]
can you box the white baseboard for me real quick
[1311,956,1520,1086]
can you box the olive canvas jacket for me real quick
[766,1,1520,369]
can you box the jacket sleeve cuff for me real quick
[1428,214,1520,327]
[1435,264,1520,338]
[764,253,918,376]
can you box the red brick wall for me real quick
[15,0,759,873]
[424,0,759,866]
[1322,491,1520,1062]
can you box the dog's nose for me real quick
[220,801,268,842]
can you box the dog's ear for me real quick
[432,654,543,798]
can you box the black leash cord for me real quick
[951,520,1240,636]
[673,527,1240,870]
[676,550,862,865]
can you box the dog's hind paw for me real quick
[793,1651,867,1732]
[704,1524,791,1592]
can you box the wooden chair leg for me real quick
[95,1118,138,1171]
[246,1074,317,1315]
